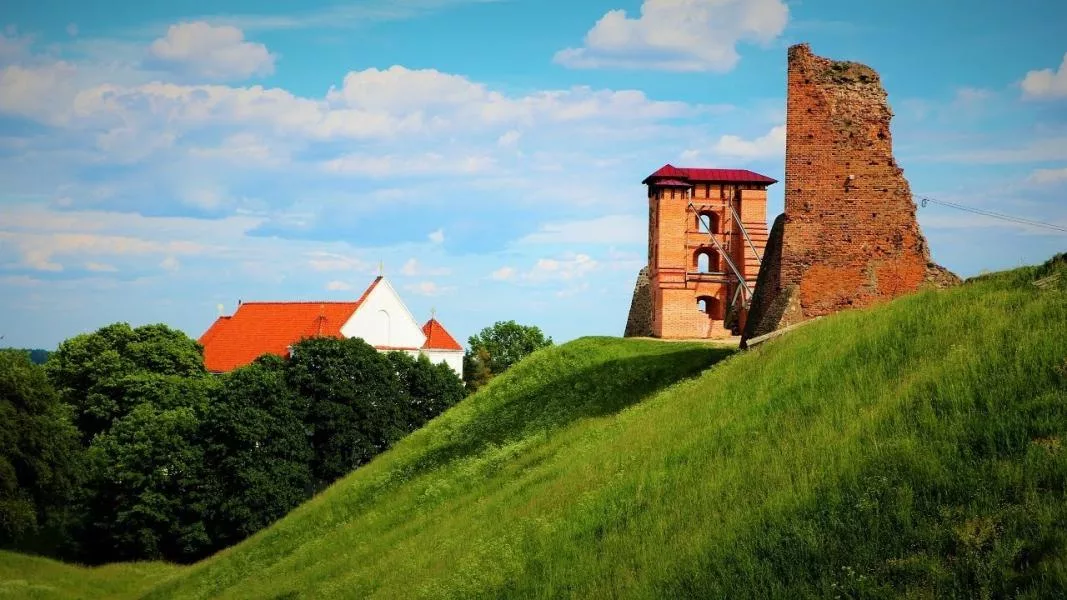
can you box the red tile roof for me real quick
[421,318,463,351]
[642,164,777,185]
[198,277,381,372]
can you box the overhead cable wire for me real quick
[917,196,1067,234]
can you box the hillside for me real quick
[3,255,1067,599]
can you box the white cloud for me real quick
[524,253,599,282]
[1028,167,1067,185]
[555,0,789,72]
[157,0,503,33]
[400,258,451,276]
[428,228,445,244]
[148,21,275,81]
[490,266,516,281]
[325,280,353,291]
[0,61,79,124]
[85,261,118,272]
[497,129,522,147]
[1022,53,1067,99]
[0,231,205,272]
[516,214,646,245]
[307,251,366,272]
[405,281,453,296]
[160,256,181,271]
[711,124,785,159]
[66,23,79,37]
[321,153,496,177]
[189,133,291,166]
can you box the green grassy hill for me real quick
[4,255,1067,599]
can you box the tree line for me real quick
[1,320,551,564]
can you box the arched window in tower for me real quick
[696,212,718,233]
[694,248,719,273]
[697,252,710,273]
[696,296,717,317]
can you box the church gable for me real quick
[340,277,427,350]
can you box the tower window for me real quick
[696,212,718,233]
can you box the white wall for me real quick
[421,349,464,378]
[341,278,426,349]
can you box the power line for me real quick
[917,196,1067,234]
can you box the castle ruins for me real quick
[626,43,957,343]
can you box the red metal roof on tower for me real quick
[642,164,777,185]
[421,318,463,351]
[198,277,381,372]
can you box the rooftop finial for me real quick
[431,307,436,320]
[378,259,384,276]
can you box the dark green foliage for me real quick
[201,355,312,550]
[287,337,407,488]
[464,320,553,392]
[387,351,465,430]
[46,323,205,441]
[76,378,217,563]
[0,350,81,551]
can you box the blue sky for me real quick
[1,0,1065,350]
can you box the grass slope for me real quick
[5,256,1067,598]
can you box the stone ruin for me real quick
[739,44,958,346]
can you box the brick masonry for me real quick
[626,177,773,340]
[741,43,959,346]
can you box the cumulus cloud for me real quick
[498,130,522,147]
[405,281,453,296]
[0,61,79,124]
[711,124,785,159]
[400,258,451,277]
[524,253,599,282]
[325,280,353,291]
[160,256,181,271]
[148,21,275,81]
[555,0,789,72]
[490,266,516,281]
[428,229,445,244]
[1022,53,1067,99]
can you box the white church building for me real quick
[198,276,464,376]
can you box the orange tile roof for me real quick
[199,278,381,372]
[421,318,463,351]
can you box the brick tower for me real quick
[640,165,777,339]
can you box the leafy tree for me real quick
[201,355,313,550]
[0,350,82,551]
[464,321,553,391]
[77,385,214,563]
[46,323,205,441]
[387,352,466,429]
[287,337,406,488]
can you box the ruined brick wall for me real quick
[623,266,653,337]
[742,44,957,345]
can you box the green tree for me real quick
[464,321,553,391]
[45,323,205,441]
[0,350,82,551]
[387,352,466,429]
[286,337,406,488]
[201,355,313,551]
[77,382,214,563]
